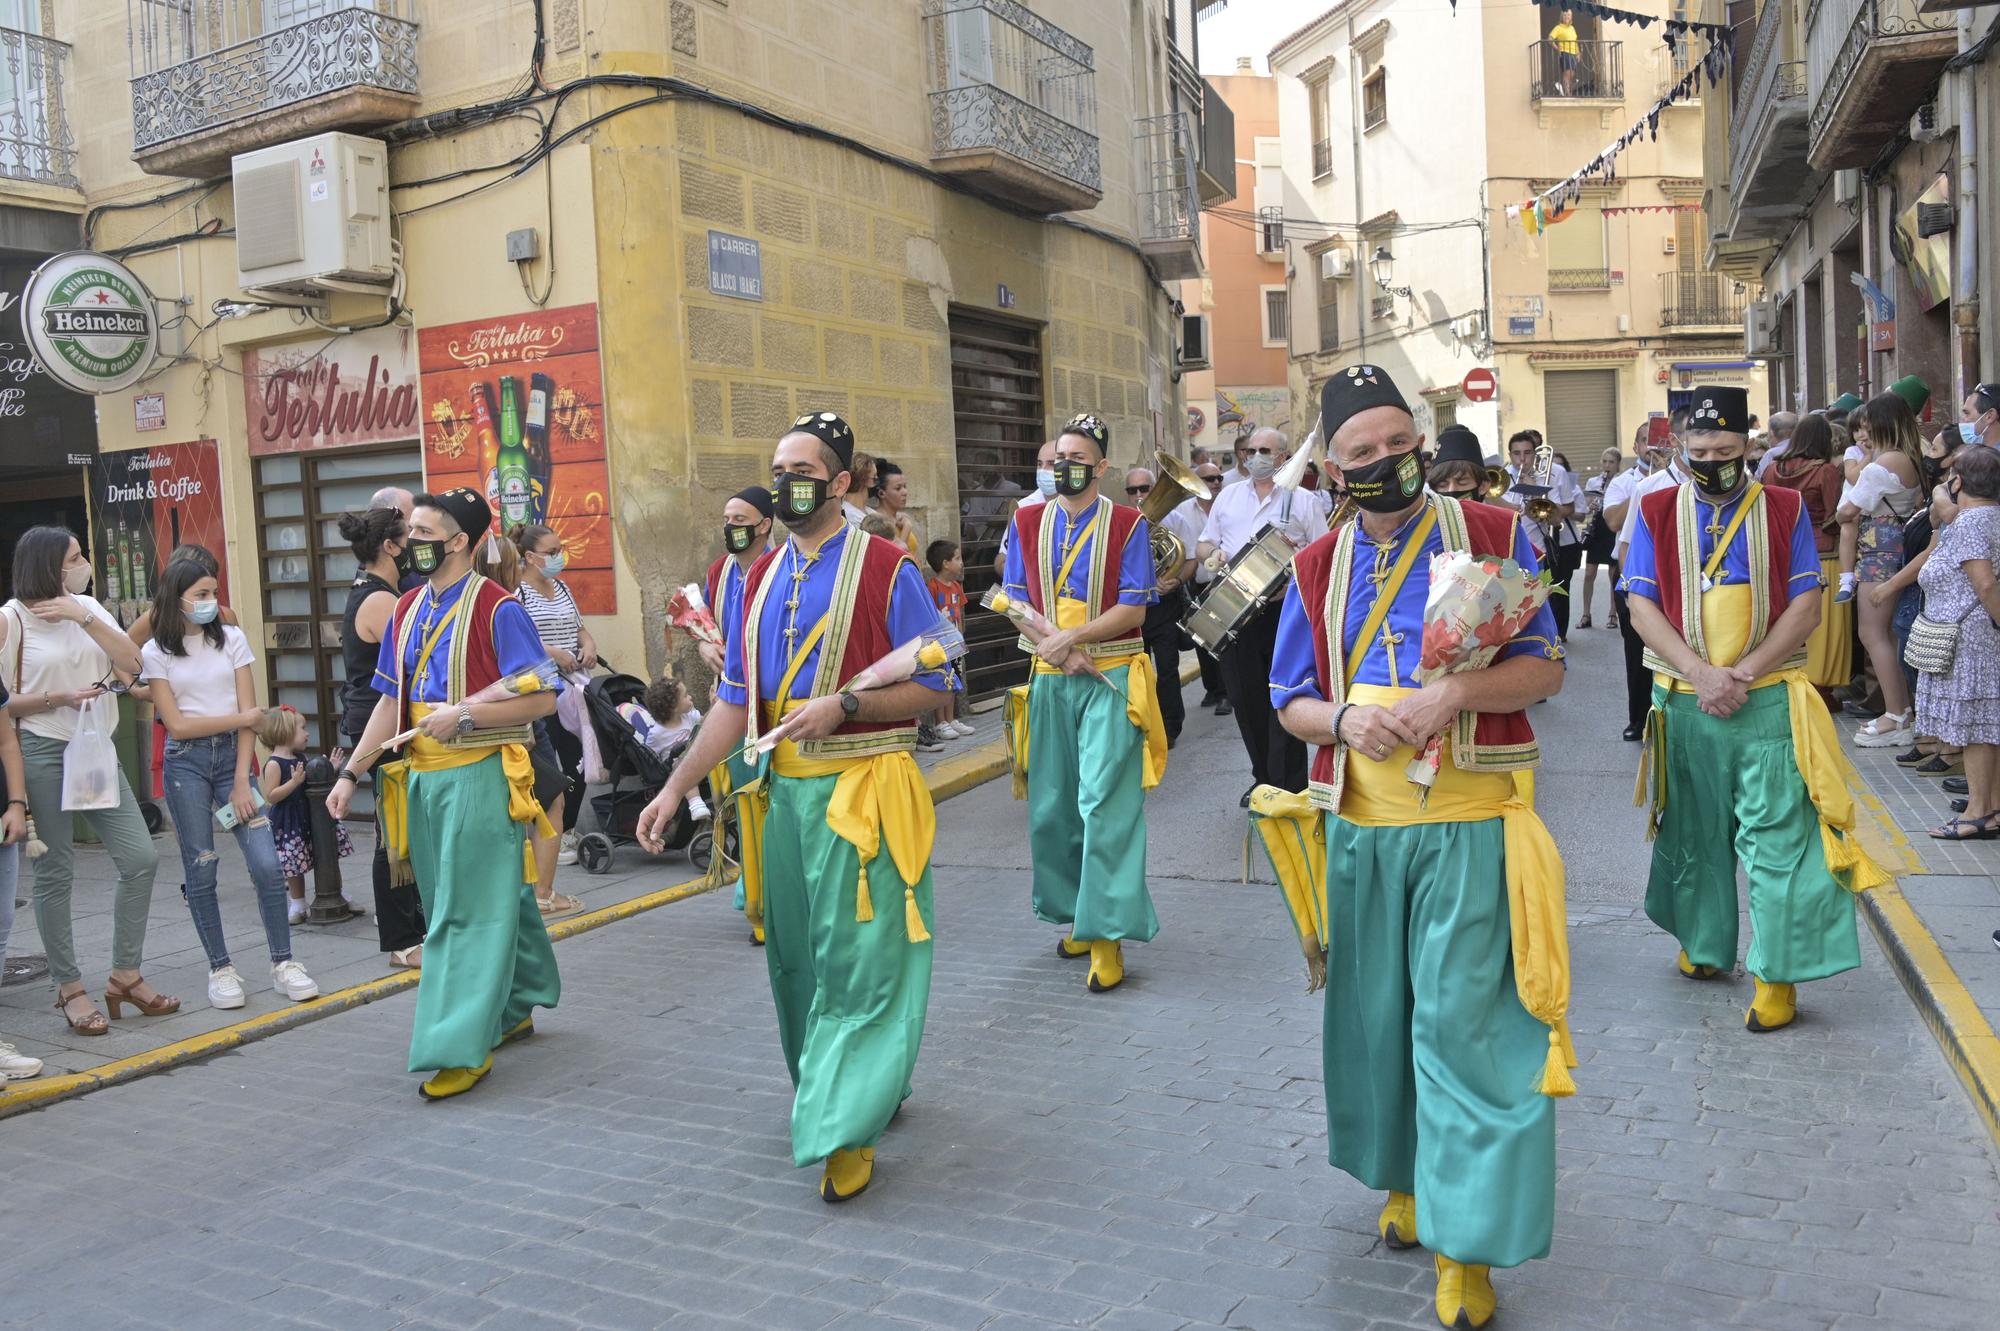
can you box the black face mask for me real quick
[1687,456,1745,498]
[1054,460,1096,498]
[406,535,457,575]
[1923,454,1947,487]
[774,473,832,527]
[392,543,414,578]
[1341,449,1428,514]
[723,522,760,554]
[1433,484,1478,502]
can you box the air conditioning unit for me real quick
[1744,299,1779,358]
[233,132,393,293]
[1911,86,1954,143]
[1833,169,1860,205]
[1179,313,1212,370]
[1319,248,1353,281]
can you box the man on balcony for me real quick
[1549,8,1581,97]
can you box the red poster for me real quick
[417,303,616,614]
[90,439,229,628]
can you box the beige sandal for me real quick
[537,892,583,917]
[56,989,108,1035]
[389,946,423,969]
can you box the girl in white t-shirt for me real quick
[142,560,319,1011]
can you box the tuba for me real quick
[1140,449,1208,586]
[1514,439,1563,526]
[1482,466,1511,500]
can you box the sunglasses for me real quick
[1201,476,1223,487]
[93,672,132,696]
[1125,484,1152,496]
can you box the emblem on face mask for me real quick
[1395,451,1422,496]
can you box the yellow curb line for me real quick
[1850,763,2000,1149]
[0,662,1225,1118]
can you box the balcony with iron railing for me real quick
[1135,111,1201,280]
[1806,0,1956,170]
[1726,3,1817,243]
[1528,39,1624,103]
[126,0,420,178]
[1311,137,1332,180]
[1549,267,1613,291]
[1661,272,1757,329]
[0,26,77,191]
[922,0,1101,214]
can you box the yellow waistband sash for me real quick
[376,703,555,888]
[766,698,936,940]
[1337,682,1576,1096]
[1781,671,1893,893]
[1025,596,1167,790]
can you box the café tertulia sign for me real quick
[20,251,162,395]
[241,324,420,456]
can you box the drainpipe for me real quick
[1349,13,1368,363]
[1955,11,1981,399]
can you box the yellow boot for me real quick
[1434,1255,1496,1329]
[1676,949,1719,980]
[1056,933,1091,960]
[1746,978,1797,1033]
[1378,1191,1418,1249]
[497,1018,534,1047]
[418,1052,494,1101]
[752,923,766,946]
[820,1147,875,1203]
[1086,940,1125,992]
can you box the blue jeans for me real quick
[163,734,291,971]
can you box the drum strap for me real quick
[1344,509,1437,689]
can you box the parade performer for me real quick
[639,411,950,1204]
[1620,386,1890,1034]
[1268,366,1570,1330]
[704,485,777,943]
[327,488,561,1101]
[1001,414,1164,993]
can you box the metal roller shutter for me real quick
[1542,369,1619,463]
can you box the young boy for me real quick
[926,539,973,738]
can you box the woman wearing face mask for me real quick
[142,560,319,1010]
[1,526,170,1034]
[1836,393,1929,747]
[513,522,596,874]
[125,543,238,646]
[1909,446,2000,837]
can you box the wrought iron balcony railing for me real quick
[127,0,419,154]
[0,27,77,189]
[1549,267,1612,291]
[1528,39,1623,102]
[1136,111,1201,279]
[921,0,1101,212]
[1807,0,1956,165]
[1661,272,1755,329]
[1311,136,1332,180]
[1727,5,1808,198]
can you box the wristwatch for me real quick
[838,690,860,719]
[456,702,475,734]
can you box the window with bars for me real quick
[1263,287,1289,347]
[1361,54,1387,131]
[1317,269,1340,352]
[1309,75,1332,178]
[1546,203,1609,289]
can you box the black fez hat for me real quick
[1321,363,1412,441]
[429,487,492,542]
[731,485,776,521]
[1433,424,1484,468]
[1061,413,1110,452]
[1688,386,1751,435]
[788,411,855,470]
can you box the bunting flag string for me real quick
[1600,203,1703,215]
[1535,0,1732,44]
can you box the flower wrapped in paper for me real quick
[751,619,967,758]
[665,583,725,650]
[981,587,1114,688]
[1405,551,1552,799]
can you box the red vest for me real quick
[1013,498,1144,617]
[704,553,729,615]
[1636,483,1801,641]
[1292,498,1539,794]
[741,531,910,743]
[389,576,517,733]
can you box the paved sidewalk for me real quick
[0,632,1995,1330]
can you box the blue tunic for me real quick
[372,571,550,703]
[1001,500,1157,607]
[717,526,952,707]
[1269,507,1562,708]
[1618,484,1822,605]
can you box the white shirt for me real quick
[1219,465,1253,489]
[1160,498,1206,584]
[841,500,869,527]
[1199,479,1327,556]
[1754,438,1791,478]
[994,488,1050,565]
[1502,463,1585,547]
[1612,464,1688,559]
[141,626,255,723]
[2,594,123,742]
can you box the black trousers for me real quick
[1145,589,1189,741]
[1548,542,1582,641]
[540,715,585,833]
[1221,601,1308,792]
[346,730,427,954]
[1197,645,1225,701]
[1613,582,1650,731]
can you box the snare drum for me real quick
[1184,524,1297,654]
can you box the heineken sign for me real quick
[20,251,161,395]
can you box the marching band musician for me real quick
[1195,427,1323,805]
[1002,414,1166,993]
[1125,463,1202,749]
[1268,365,1571,1331]
[1424,425,1492,503]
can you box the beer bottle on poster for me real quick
[115,514,134,604]
[525,371,554,525]
[129,514,150,601]
[103,506,124,603]
[497,375,532,527]
[471,381,502,525]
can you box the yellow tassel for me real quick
[855,865,874,922]
[1556,1015,1579,1068]
[1538,1027,1577,1098]
[522,839,539,888]
[904,886,931,943]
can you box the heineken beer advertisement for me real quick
[90,441,229,627]
[417,303,616,614]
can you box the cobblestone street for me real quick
[2,632,1997,1331]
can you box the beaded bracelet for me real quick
[1330,700,1355,749]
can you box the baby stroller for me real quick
[572,666,733,876]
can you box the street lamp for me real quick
[1371,245,1411,299]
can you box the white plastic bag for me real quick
[60,696,121,812]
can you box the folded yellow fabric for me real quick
[1248,785,1328,992]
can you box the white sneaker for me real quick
[287,898,307,925]
[271,959,319,1002]
[0,1041,44,1080]
[950,721,978,738]
[208,965,247,1010]
[1854,713,1913,748]
[556,831,579,866]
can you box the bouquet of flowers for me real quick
[751,620,969,756]
[665,584,725,651]
[980,587,1115,688]
[1404,550,1551,800]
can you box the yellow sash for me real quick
[376,703,555,888]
